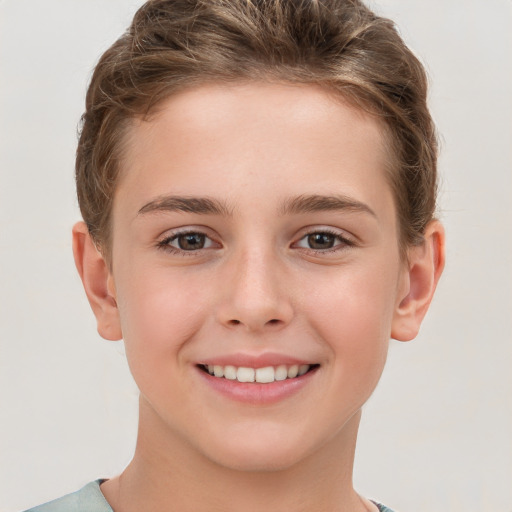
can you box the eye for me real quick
[159,231,216,252]
[294,230,354,251]
[304,233,336,250]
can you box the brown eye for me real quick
[176,233,206,250]
[307,233,335,249]
[158,230,218,254]
[294,230,354,253]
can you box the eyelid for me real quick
[155,225,356,255]
[157,226,221,253]
[292,226,356,252]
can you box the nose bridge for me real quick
[218,242,293,331]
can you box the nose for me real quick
[216,247,294,332]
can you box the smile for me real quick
[199,364,318,383]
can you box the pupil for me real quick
[308,233,334,249]
[179,233,205,250]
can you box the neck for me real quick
[101,398,369,512]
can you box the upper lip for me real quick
[198,352,317,368]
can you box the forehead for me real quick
[115,82,394,220]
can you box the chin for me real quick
[198,427,316,473]
[209,448,305,473]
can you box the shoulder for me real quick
[23,480,113,512]
[372,501,397,512]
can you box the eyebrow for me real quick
[137,194,376,218]
[279,194,376,217]
[138,196,233,216]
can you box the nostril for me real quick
[227,318,281,327]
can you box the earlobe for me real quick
[72,221,122,341]
[391,220,445,342]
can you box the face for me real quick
[107,82,409,471]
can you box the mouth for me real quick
[198,363,320,384]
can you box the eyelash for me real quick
[157,228,355,256]
[293,228,355,254]
[157,230,217,255]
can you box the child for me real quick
[25,0,444,510]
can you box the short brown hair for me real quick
[76,0,438,256]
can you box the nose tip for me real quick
[221,298,293,332]
[216,253,294,332]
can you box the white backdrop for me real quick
[1,1,511,511]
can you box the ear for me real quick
[391,220,445,342]
[72,221,122,341]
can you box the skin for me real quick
[73,82,445,512]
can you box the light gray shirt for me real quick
[23,479,395,512]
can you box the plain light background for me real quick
[1,1,511,511]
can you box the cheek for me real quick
[114,268,208,373]
[304,262,398,371]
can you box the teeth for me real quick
[205,363,313,383]
[274,365,288,381]
[298,364,309,376]
[224,365,237,380]
[237,367,255,382]
[287,365,299,378]
[255,366,275,383]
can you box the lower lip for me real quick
[196,366,319,405]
